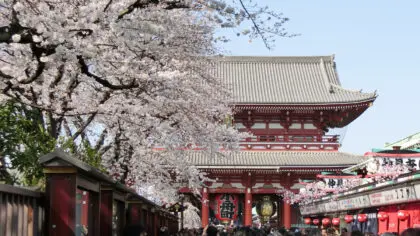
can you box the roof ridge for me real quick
[216,55,335,63]
[319,58,333,93]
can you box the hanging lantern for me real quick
[322,218,331,226]
[332,218,340,226]
[256,196,276,223]
[397,210,409,221]
[377,211,389,221]
[214,194,238,224]
[313,219,320,225]
[304,218,312,225]
[357,214,367,223]
[344,215,353,223]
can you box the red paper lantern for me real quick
[313,219,320,225]
[332,218,340,226]
[214,194,238,223]
[304,218,312,225]
[322,218,331,226]
[344,215,353,223]
[397,210,409,221]
[377,211,389,221]
[357,214,368,223]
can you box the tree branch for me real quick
[238,0,270,49]
[0,70,13,79]
[103,0,113,12]
[117,0,189,20]
[62,119,73,137]
[95,129,108,151]
[71,91,111,141]
[77,55,139,90]
[69,28,93,38]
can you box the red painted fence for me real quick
[0,149,179,236]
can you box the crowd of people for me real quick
[123,224,420,236]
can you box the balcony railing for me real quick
[241,135,339,143]
[239,135,340,150]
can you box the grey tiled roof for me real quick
[187,151,366,168]
[214,56,377,105]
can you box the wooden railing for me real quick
[238,135,340,150]
[241,134,339,143]
[0,184,45,236]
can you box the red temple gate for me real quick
[181,55,377,227]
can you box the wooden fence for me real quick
[0,184,45,236]
[0,149,179,236]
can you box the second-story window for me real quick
[303,123,317,129]
[268,122,283,129]
[251,122,266,129]
[289,122,301,129]
[234,122,246,129]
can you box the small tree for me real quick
[0,102,55,186]
[0,102,103,186]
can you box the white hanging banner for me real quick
[377,157,420,170]
[317,175,362,189]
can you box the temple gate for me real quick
[181,55,377,227]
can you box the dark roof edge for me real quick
[196,165,355,168]
[39,149,163,207]
[0,184,43,197]
[188,150,365,156]
[232,97,377,108]
[39,149,136,194]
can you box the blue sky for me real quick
[219,0,420,154]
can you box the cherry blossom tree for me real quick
[286,158,414,205]
[182,202,201,229]
[0,0,292,201]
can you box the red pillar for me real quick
[146,209,152,236]
[201,188,209,227]
[154,212,159,236]
[244,187,253,226]
[283,201,291,229]
[277,199,283,227]
[129,202,142,224]
[100,189,113,236]
[45,172,77,236]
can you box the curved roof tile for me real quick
[214,56,377,105]
[187,151,366,168]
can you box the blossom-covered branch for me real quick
[0,0,290,201]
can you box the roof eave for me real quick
[233,97,377,107]
[342,158,375,173]
[196,165,355,169]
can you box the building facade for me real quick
[300,149,420,235]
